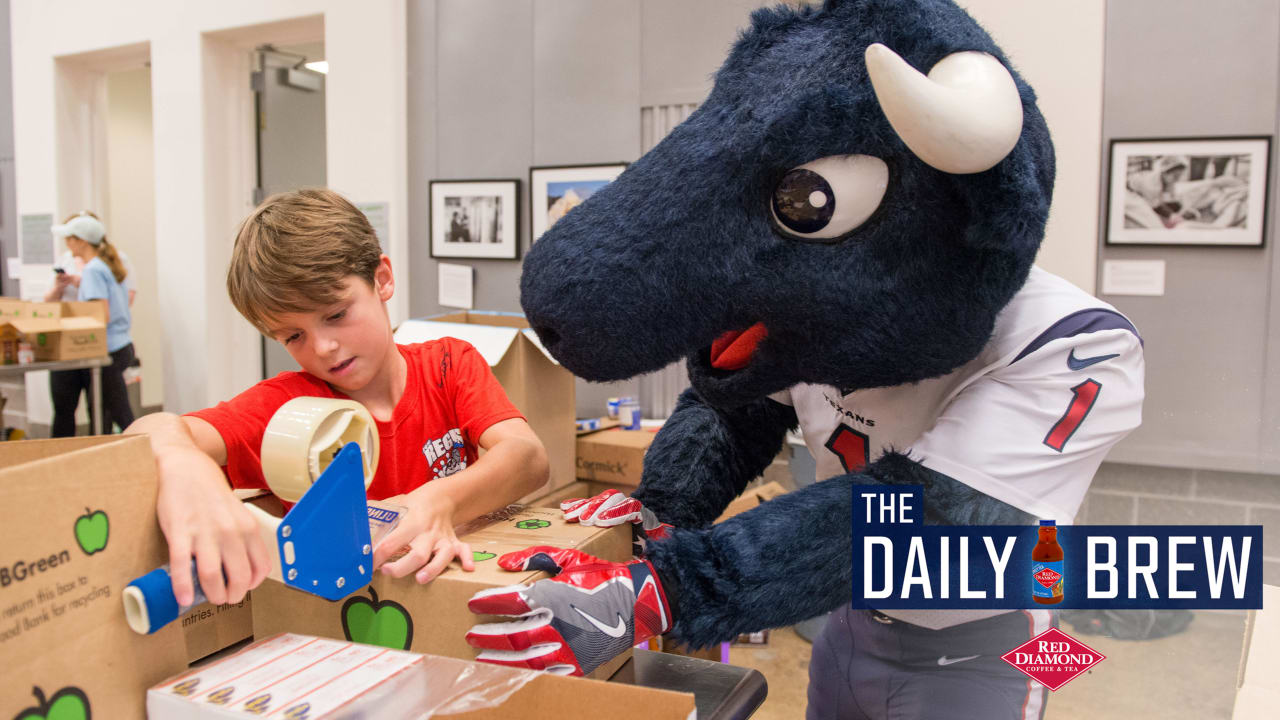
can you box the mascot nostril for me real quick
[494,1,1144,716]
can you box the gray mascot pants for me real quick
[807,607,1052,720]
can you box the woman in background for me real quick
[46,212,135,434]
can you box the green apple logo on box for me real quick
[12,685,91,720]
[73,509,108,556]
[472,551,496,562]
[341,588,413,651]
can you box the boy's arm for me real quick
[373,418,549,582]
[125,413,271,607]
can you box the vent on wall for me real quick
[637,103,699,418]
[641,103,699,153]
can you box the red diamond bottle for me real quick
[1032,519,1064,605]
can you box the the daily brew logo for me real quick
[1001,627,1105,691]
[852,486,1262,611]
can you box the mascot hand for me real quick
[466,546,673,676]
[562,489,673,544]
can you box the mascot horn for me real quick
[469,1,1143,718]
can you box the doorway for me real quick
[254,43,327,379]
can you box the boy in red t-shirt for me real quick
[126,189,548,610]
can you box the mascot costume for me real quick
[467,1,1144,718]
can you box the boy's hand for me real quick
[154,446,271,607]
[373,488,475,583]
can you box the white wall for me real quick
[10,0,407,416]
[959,0,1107,293]
[105,67,162,409]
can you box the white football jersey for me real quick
[774,266,1144,522]
[771,266,1144,628]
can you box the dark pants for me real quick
[50,343,136,436]
[807,607,1054,720]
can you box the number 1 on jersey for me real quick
[1044,379,1102,452]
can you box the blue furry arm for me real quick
[647,452,1033,648]
[631,388,797,528]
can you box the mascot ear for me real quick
[865,44,1023,174]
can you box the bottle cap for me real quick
[1039,519,1056,526]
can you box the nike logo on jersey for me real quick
[1067,349,1119,371]
[937,654,980,666]
[572,605,627,638]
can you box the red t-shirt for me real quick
[188,340,524,501]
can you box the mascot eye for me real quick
[770,154,888,241]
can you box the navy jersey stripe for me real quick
[1010,308,1141,365]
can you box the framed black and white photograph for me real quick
[430,179,520,259]
[530,163,628,242]
[1106,136,1271,247]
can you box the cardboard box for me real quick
[149,632,695,719]
[394,311,576,500]
[251,505,632,680]
[0,435,189,719]
[0,299,108,361]
[714,480,790,523]
[576,428,656,487]
[1233,584,1280,719]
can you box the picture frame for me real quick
[529,163,629,243]
[1105,136,1271,247]
[430,179,520,259]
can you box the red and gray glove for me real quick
[562,489,673,551]
[466,546,673,676]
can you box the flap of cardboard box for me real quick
[394,312,560,366]
[6,317,63,334]
[59,315,106,330]
[578,428,657,450]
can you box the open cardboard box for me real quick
[252,505,633,681]
[394,311,576,502]
[0,299,107,361]
[149,632,696,719]
[0,435,188,719]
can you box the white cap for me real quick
[51,215,106,246]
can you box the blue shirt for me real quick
[77,256,131,352]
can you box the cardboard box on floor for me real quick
[1233,584,1280,719]
[394,311,575,501]
[0,435,188,720]
[0,299,107,361]
[252,505,633,680]
[149,633,695,720]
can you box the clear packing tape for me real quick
[147,633,540,719]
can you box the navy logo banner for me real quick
[851,486,1263,610]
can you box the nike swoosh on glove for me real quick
[562,489,673,551]
[466,546,673,676]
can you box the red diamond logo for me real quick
[1001,627,1105,691]
[1034,568,1062,588]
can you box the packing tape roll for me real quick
[260,397,379,503]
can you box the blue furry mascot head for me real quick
[477,2,1140,715]
[522,0,1053,408]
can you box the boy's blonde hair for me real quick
[228,188,382,333]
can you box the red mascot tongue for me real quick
[710,322,768,370]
